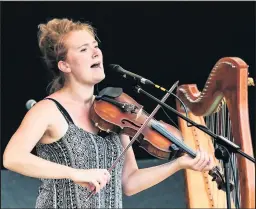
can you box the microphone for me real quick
[109,64,174,93]
[109,64,155,86]
[25,99,37,110]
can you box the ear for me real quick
[58,61,71,73]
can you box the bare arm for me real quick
[120,134,214,196]
[120,134,181,196]
[3,100,75,179]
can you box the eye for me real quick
[94,45,99,48]
[80,48,87,52]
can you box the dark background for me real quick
[1,1,255,169]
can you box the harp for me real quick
[175,57,255,208]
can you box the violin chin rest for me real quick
[96,87,123,100]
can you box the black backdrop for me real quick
[1,1,255,169]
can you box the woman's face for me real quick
[63,30,105,85]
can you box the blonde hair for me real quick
[37,18,97,94]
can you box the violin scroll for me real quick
[209,166,234,192]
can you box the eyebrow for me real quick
[77,41,98,49]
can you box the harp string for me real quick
[205,102,241,208]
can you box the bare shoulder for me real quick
[2,99,62,154]
[17,99,60,135]
[26,98,58,118]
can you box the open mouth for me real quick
[90,62,101,69]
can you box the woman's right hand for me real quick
[70,169,111,193]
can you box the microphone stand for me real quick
[134,85,255,209]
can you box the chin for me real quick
[93,72,105,84]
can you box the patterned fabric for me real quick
[35,99,125,208]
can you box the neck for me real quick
[61,82,95,106]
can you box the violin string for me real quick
[84,81,179,201]
[160,107,179,129]
[106,80,179,171]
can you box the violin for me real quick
[89,87,233,192]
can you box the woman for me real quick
[3,18,215,208]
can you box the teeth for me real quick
[91,62,100,68]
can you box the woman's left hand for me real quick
[176,149,215,172]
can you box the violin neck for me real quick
[151,121,197,158]
[151,121,233,192]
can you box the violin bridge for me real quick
[135,108,143,121]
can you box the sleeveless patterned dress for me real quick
[35,98,125,208]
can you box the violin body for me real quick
[90,91,183,160]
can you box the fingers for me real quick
[90,180,101,193]
[189,150,202,169]
[195,150,207,171]
[88,182,96,191]
[100,169,111,186]
[92,169,111,193]
[74,169,111,193]
[77,182,96,192]
[195,150,213,171]
[98,176,107,190]
[178,146,215,172]
[188,147,213,171]
[203,154,214,171]
[103,169,111,183]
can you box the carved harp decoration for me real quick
[175,57,255,208]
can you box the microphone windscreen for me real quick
[26,99,37,110]
[109,64,122,72]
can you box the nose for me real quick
[92,48,100,59]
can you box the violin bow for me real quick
[85,81,179,201]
